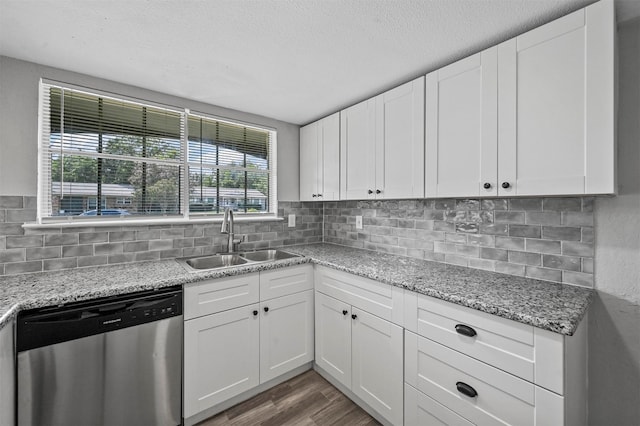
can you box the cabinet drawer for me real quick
[260,264,313,300]
[405,331,564,426]
[405,383,473,426]
[314,265,404,325]
[184,273,260,320]
[406,292,564,393]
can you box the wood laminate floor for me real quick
[197,370,381,426]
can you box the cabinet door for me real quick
[315,291,352,388]
[183,305,259,418]
[340,98,376,199]
[425,48,498,198]
[260,290,314,383]
[498,0,615,196]
[352,307,404,426]
[376,76,425,199]
[320,112,340,201]
[300,121,319,201]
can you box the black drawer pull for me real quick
[455,324,477,337]
[342,310,348,316]
[456,381,478,398]
[351,314,357,320]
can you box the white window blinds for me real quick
[187,114,275,214]
[37,80,277,221]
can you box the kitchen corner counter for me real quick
[284,243,593,336]
[0,243,593,335]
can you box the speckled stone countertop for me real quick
[0,243,593,335]
[0,256,311,330]
[285,244,593,335]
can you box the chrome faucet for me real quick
[220,207,238,253]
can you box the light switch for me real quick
[355,215,363,229]
[288,214,296,227]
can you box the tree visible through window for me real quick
[38,82,275,220]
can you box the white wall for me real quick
[0,55,300,200]
[590,17,640,425]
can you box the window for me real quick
[38,81,276,221]
[187,114,274,215]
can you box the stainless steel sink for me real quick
[240,249,299,262]
[179,249,301,272]
[185,254,248,270]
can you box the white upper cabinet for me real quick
[376,77,425,199]
[340,98,377,199]
[299,121,319,201]
[341,77,425,200]
[497,0,615,196]
[299,112,340,201]
[425,47,498,198]
[425,0,614,198]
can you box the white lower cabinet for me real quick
[351,307,404,426]
[260,290,314,383]
[315,290,404,426]
[404,291,587,426]
[405,331,563,426]
[405,383,473,426]
[183,265,314,420]
[183,304,260,417]
[315,290,352,388]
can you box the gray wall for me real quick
[0,55,300,200]
[589,18,640,426]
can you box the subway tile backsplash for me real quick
[0,196,322,276]
[0,195,594,287]
[324,197,594,287]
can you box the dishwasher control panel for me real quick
[17,287,183,352]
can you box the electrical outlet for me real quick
[355,215,363,229]
[288,214,296,227]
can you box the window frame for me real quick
[37,79,278,224]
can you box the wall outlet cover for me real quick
[355,215,363,229]
[288,214,296,227]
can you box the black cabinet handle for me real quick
[483,182,492,189]
[456,382,478,398]
[252,310,258,316]
[317,194,322,197]
[502,182,510,189]
[312,194,317,198]
[368,189,373,194]
[455,324,477,337]
[376,189,381,194]
[263,307,269,312]
[351,314,357,320]
[342,310,348,316]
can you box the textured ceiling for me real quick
[1,0,638,125]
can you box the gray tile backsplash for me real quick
[0,195,595,287]
[324,197,595,287]
[0,197,322,276]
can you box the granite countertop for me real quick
[0,243,593,335]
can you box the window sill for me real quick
[22,215,284,230]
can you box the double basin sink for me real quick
[179,249,301,272]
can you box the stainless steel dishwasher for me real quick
[16,286,183,426]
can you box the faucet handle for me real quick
[232,235,245,251]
